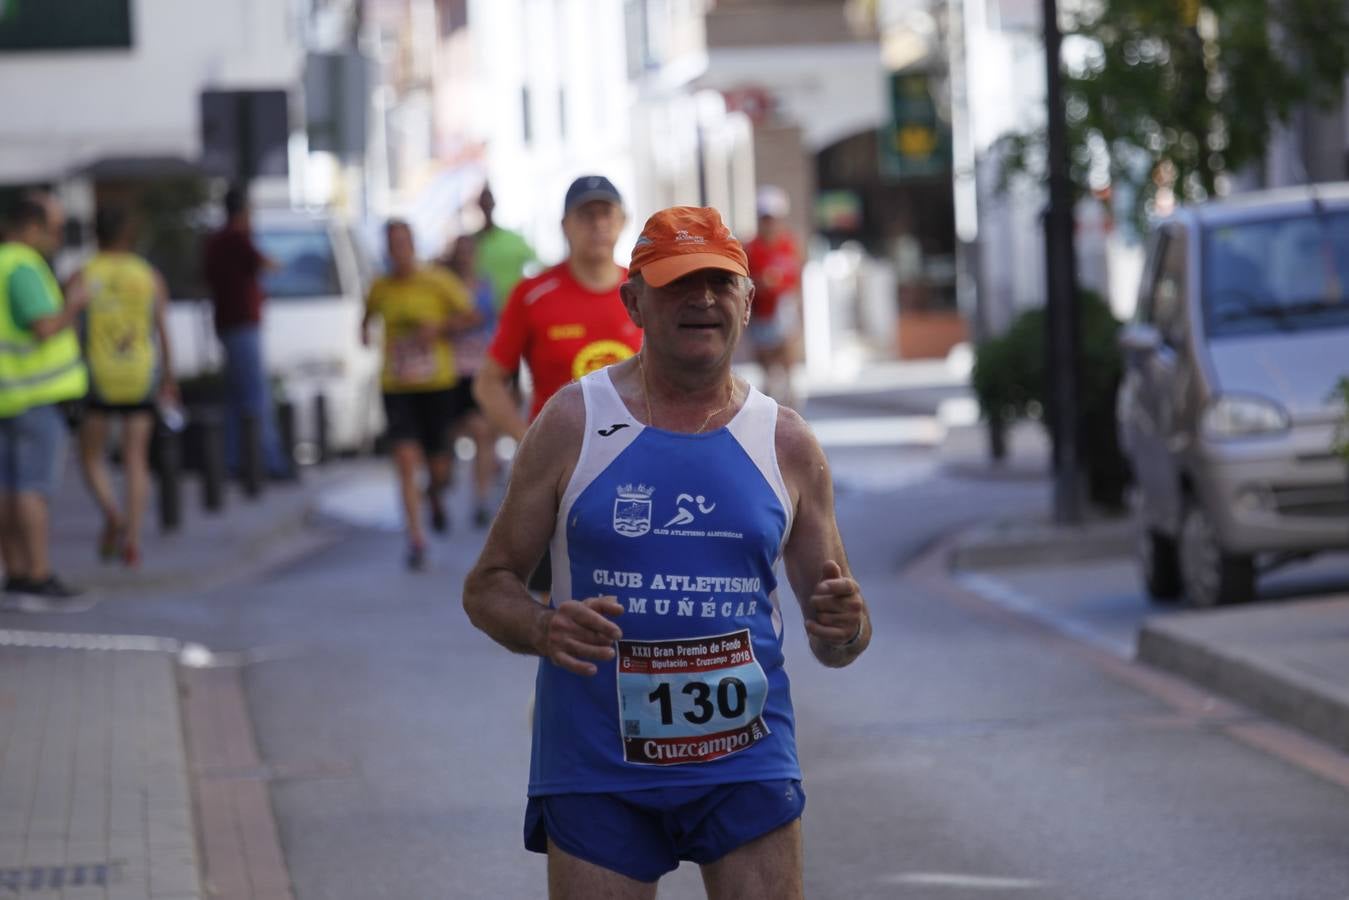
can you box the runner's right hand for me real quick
[539,596,624,677]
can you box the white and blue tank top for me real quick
[529,367,801,795]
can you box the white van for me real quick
[167,208,383,460]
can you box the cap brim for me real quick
[564,191,623,214]
[640,253,748,287]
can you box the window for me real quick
[1151,227,1188,346]
[1203,209,1349,337]
[255,228,341,300]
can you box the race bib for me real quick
[616,629,770,766]
[389,334,439,384]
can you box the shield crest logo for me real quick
[612,484,654,537]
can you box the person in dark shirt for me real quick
[201,184,289,479]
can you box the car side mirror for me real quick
[1119,323,1162,355]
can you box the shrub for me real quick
[1331,377,1349,463]
[972,290,1130,510]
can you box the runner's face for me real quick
[386,225,416,273]
[562,200,625,265]
[627,269,752,366]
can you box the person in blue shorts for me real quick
[463,206,871,899]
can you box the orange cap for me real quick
[628,206,749,288]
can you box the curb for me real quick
[949,518,1133,570]
[1138,618,1349,754]
[181,664,295,900]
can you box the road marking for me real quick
[881,872,1048,890]
[809,415,944,448]
[954,572,1135,658]
[0,628,178,653]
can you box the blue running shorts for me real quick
[524,779,805,883]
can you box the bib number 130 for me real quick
[616,629,770,766]
[648,677,748,725]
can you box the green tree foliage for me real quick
[999,0,1349,225]
[1331,376,1349,462]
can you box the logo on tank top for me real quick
[662,493,716,528]
[572,339,636,380]
[613,483,654,537]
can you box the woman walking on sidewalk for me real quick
[72,206,177,568]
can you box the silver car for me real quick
[1118,184,1349,607]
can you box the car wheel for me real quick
[1179,503,1255,608]
[1138,525,1183,602]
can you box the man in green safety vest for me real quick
[0,192,90,607]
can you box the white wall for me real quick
[0,0,303,184]
[468,0,637,264]
[697,42,887,153]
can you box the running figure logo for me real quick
[663,493,716,528]
[613,484,655,537]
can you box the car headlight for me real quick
[1202,394,1291,440]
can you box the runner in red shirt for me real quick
[474,175,641,440]
[474,175,641,594]
[744,185,802,407]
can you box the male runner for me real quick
[463,206,871,899]
[473,184,536,312]
[473,175,641,593]
[472,174,640,443]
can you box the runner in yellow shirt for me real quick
[362,219,480,569]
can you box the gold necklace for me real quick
[637,353,737,434]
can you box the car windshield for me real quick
[255,226,342,299]
[1203,208,1349,337]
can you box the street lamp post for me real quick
[1042,0,1085,524]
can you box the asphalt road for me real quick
[25,392,1349,899]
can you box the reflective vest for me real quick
[0,243,88,418]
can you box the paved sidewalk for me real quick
[1139,597,1349,753]
[0,459,368,899]
[44,460,367,597]
[0,638,199,900]
[949,517,1349,758]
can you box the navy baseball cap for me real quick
[563,175,623,215]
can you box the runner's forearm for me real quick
[473,368,529,442]
[462,568,552,657]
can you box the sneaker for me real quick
[406,543,427,572]
[98,520,122,562]
[428,493,449,535]
[122,543,141,569]
[3,575,32,593]
[12,576,96,614]
[0,576,32,611]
